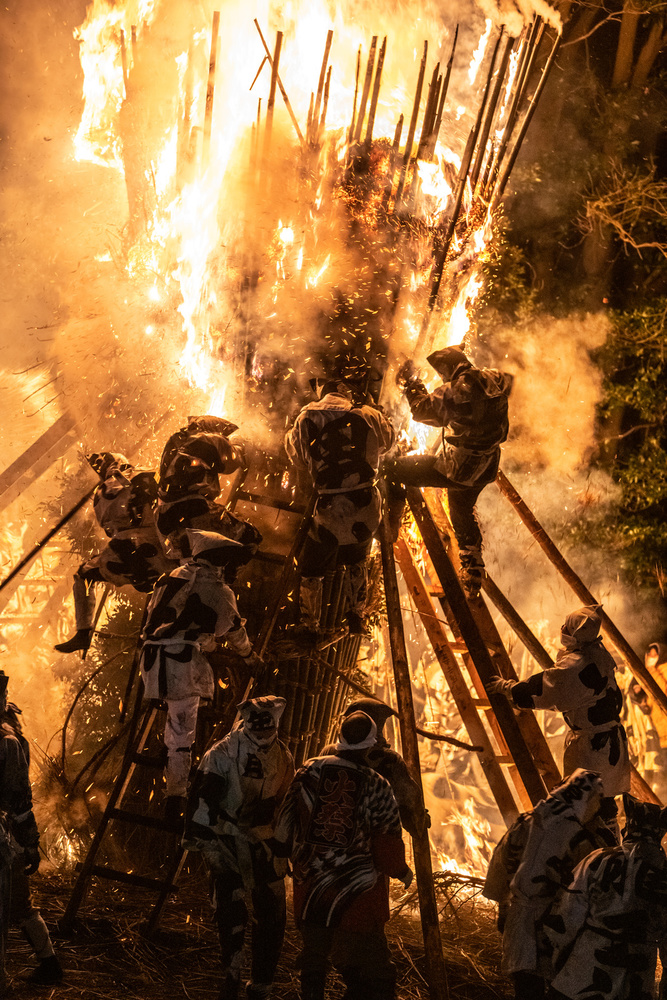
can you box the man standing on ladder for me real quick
[139,530,262,817]
[285,374,394,638]
[387,345,513,597]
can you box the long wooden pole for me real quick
[254,19,305,148]
[202,10,220,166]
[378,515,448,1000]
[495,470,667,721]
[263,30,283,161]
[393,41,427,208]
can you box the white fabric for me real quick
[164,695,199,796]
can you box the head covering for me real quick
[343,698,393,736]
[186,415,238,436]
[622,794,667,842]
[335,711,377,752]
[560,605,603,651]
[238,696,286,748]
[87,452,132,480]
[426,345,471,382]
[0,672,8,699]
[186,529,250,566]
[547,768,604,825]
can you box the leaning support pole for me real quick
[378,515,448,1000]
[495,470,667,722]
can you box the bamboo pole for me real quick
[319,65,332,134]
[491,29,561,205]
[482,573,554,671]
[353,36,378,143]
[470,33,513,192]
[262,31,283,161]
[393,41,427,209]
[202,11,220,166]
[495,470,667,721]
[348,46,362,145]
[378,515,448,1000]
[254,19,306,149]
[429,26,458,158]
[364,35,387,146]
[312,29,334,141]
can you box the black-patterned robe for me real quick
[483,769,616,979]
[284,393,395,549]
[546,830,667,998]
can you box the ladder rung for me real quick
[235,490,305,514]
[471,698,491,708]
[108,808,180,833]
[90,865,180,893]
[127,752,165,769]
[255,550,287,565]
[494,755,513,764]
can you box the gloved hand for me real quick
[241,650,264,672]
[424,808,432,830]
[23,846,40,876]
[398,866,414,890]
[396,359,417,387]
[487,676,516,697]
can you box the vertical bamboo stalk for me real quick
[312,29,334,138]
[382,114,404,207]
[263,31,283,162]
[202,11,220,166]
[364,35,387,146]
[353,36,378,143]
[319,65,332,135]
[469,32,513,192]
[429,26,458,158]
[348,46,362,145]
[253,19,305,148]
[379,516,448,1000]
[393,41,428,208]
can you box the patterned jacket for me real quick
[273,753,407,928]
[139,561,251,701]
[404,364,512,487]
[483,769,616,978]
[0,722,39,863]
[92,461,159,538]
[546,828,667,998]
[285,394,395,494]
[158,418,242,502]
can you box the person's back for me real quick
[439,366,512,455]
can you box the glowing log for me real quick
[495,469,667,724]
[379,513,448,1000]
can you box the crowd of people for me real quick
[0,350,662,998]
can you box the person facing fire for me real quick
[320,697,429,838]
[388,346,513,597]
[284,376,395,637]
[156,415,250,560]
[139,529,262,812]
[488,605,631,806]
[544,794,667,1000]
[483,769,616,1000]
[184,696,294,1000]
[55,452,174,655]
[272,710,413,1000]
[0,671,63,987]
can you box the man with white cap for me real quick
[389,346,513,596]
[184,696,294,1000]
[139,529,261,811]
[489,605,631,803]
[273,710,413,1000]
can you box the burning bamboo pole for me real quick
[495,470,667,721]
[319,65,332,135]
[378,515,448,1000]
[491,30,562,206]
[413,29,503,356]
[393,41,427,209]
[405,61,441,210]
[348,46,361,145]
[202,10,220,166]
[428,26,458,158]
[262,31,283,162]
[353,36,378,144]
[469,33,514,192]
[364,36,386,147]
[311,29,333,144]
[253,19,306,149]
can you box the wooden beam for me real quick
[379,515,448,1000]
[0,413,78,514]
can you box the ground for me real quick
[8,866,512,999]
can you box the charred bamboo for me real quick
[429,26,458,158]
[254,19,306,148]
[312,30,334,143]
[353,36,378,143]
[364,36,387,146]
[470,32,513,192]
[393,41,427,209]
[348,46,362,145]
[262,31,283,163]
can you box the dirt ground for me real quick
[5,865,512,1000]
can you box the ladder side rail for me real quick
[395,537,520,825]
[407,487,549,806]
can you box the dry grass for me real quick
[7,866,512,999]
